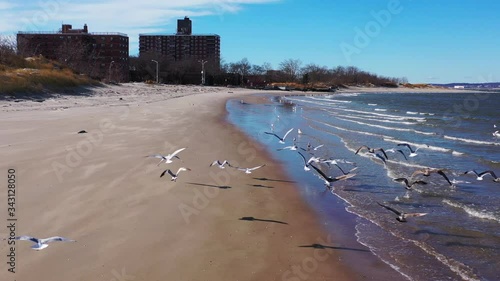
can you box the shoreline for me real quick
[1,84,363,281]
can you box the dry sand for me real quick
[1,83,470,281]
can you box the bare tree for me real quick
[279,58,302,82]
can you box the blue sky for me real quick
[1,0,499,83]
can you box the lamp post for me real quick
[151,59,159,83]
[108,61,115,82]
[199,59,208,85]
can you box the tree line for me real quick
[130,54,408,88]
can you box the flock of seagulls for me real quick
[8,107,498,251]
[267,121,498,223]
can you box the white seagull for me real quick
[397,143,424,157]
[146,147,186,166]
[160,167,191,182]
[12,235,75,250]
[210,160,231,169]
[377,202,428,222]
[493,130,500,137]
[264,128,294,144]
[233,164,266,174]
[463,170,500,182]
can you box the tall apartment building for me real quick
[17,24,129,82]
[139,17,220,68]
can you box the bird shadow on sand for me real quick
[252,177,296,183]
[247,183,274,189]
[239,216,288,225]
[299,243,370,252]
[186,182,232,189]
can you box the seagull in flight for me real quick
[386,148,408,161]
[463,170,500,182]
[355,145,389,159]
[10,235,75,250]
[146,147,186,166]
[397,143,424,157]
[355,145,388,163]
[393,177,427,190]
[309,163,356,189]
[377,202,428,222]
[411,168,454,186]
[160,167,191,182]
[233,164,266,174]
[301,142,324,152]
[265,128,294,144]
[210,160,231,169]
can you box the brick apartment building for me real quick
[17,24,129,82]
[139,17,220,69]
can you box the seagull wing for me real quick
[377,202,402,216]
[147,154,165,159]
[411,169,426,178]
[355,145,369,155]
[332,173,356,182]
[160,169,171,178]
[282,128,294,141]
[397,149,408,161]
[436,170,453,186]
[210,160,222,167]
[463,170,479,176]
[374,153,387,163]
[313,144,324,150]
[333,164,348,175]
[176,167,191,175]
[478,170,498,179]
[377,148,389,160]
[309,163,332,183]
[397,143,414,153]
[393,178,410,187]
[264,131,281,140]
[41,236,75,244]
[169,147,186,158]
[15,236,39,243]
[297,152,308,166]
[248,164,266,171]
[412,180,428,186]
[404,212,428,218]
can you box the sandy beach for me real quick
[1,83,484,281]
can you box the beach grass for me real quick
[0,56,99,95]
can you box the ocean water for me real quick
[226,91,500,281]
